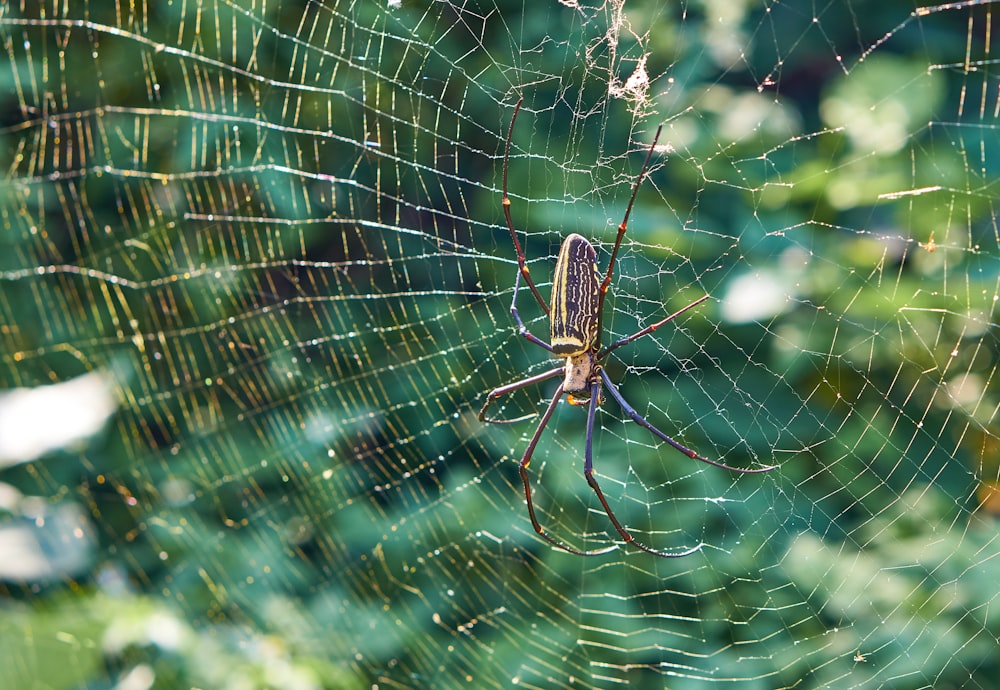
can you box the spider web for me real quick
[1,0,999,687]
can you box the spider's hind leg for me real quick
[581,379,703,558]
[518,381,617,556]
[599,369,777,473]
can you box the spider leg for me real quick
[598,124,664,308]
[479,365,562,424]
[599,293,711,359]
[509,270,554,353]
[519,382,617,556]
[583,379,703,558]
[502,97,549,315]
[600,370,777,473]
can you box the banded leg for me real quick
[502,97,549,315]
[594,124,665,347]
[479,365,562,424]
[582,379,703,558]
[599,294,710,359]
[598,124,665,305]
[508,270,554,353]
[519,382,617,556]
[600,370,777,473]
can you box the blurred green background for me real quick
[2,1,999,688]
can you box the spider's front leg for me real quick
[502,97,550,315]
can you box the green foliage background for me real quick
[1,1,999,688]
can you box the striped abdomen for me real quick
[550,233,600,356]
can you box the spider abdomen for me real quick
[550,233,600,356]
